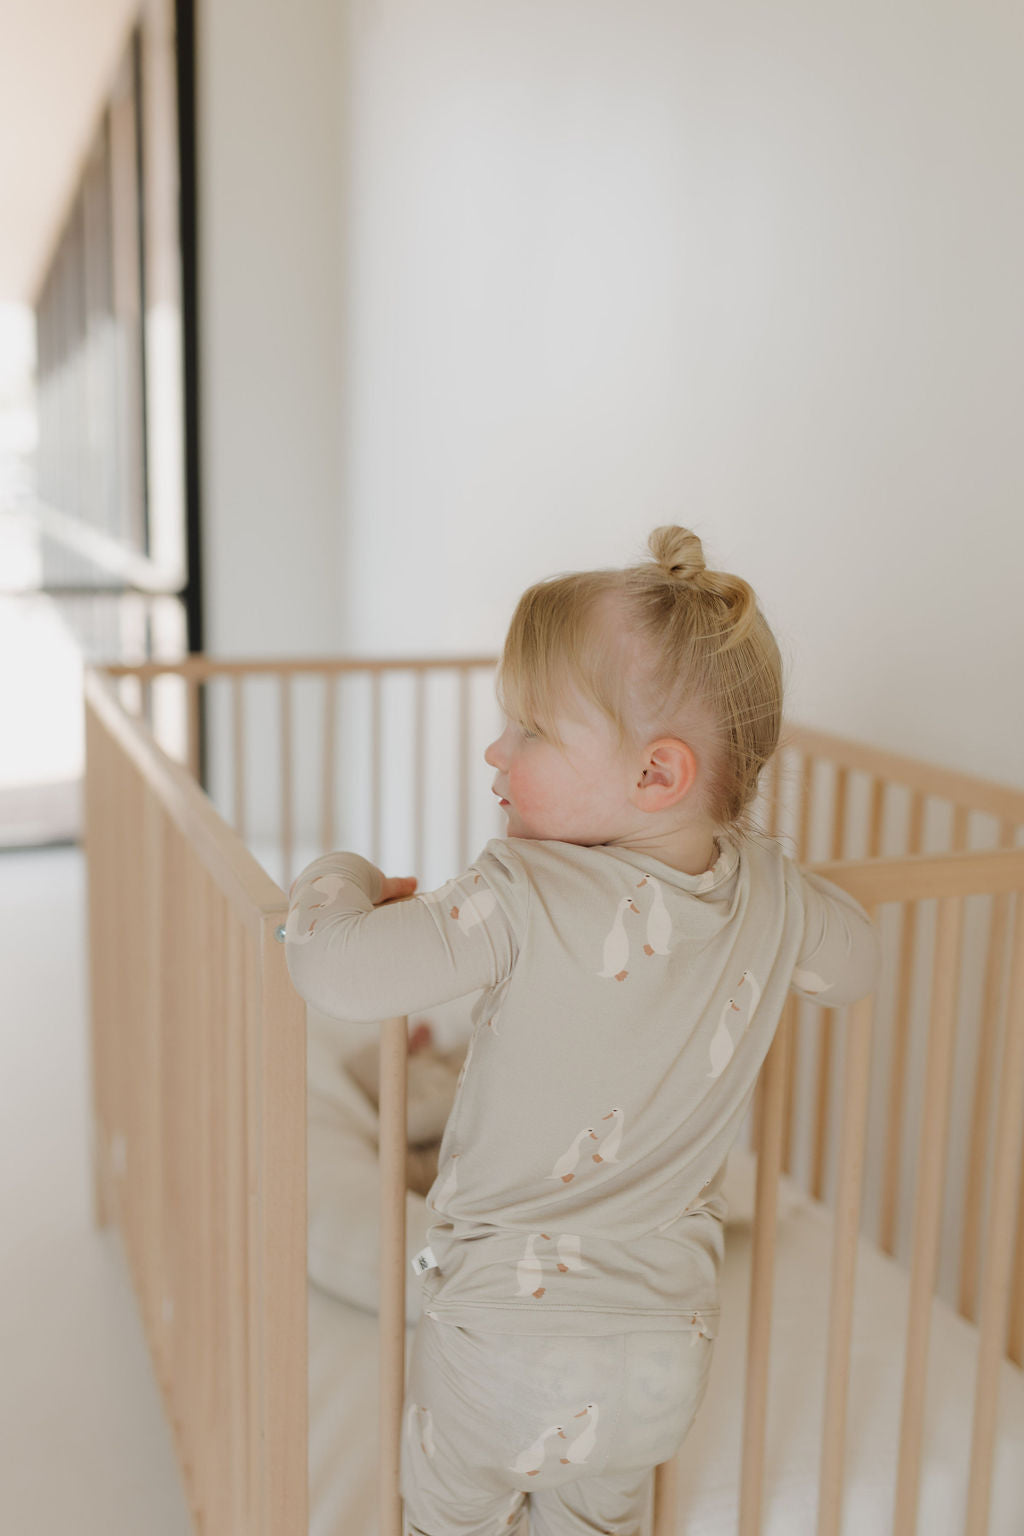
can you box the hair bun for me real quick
[648,525,706,584]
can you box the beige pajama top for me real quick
[285,831,881,1339]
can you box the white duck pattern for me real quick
[285,873,360,943]
[511,1420,566,1477]
[548,1110,624,1182]
[548,1127,599,1183]
[707,967,762,1080]
[635,873,673,955]
[511,1403,601,1477]
[558,1402,599,1465]
[597,895,639,980]
[793,964,833,994]
[406,1401,436,1460]
[514,1232,586,1297]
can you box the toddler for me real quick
[285,526,881,1536]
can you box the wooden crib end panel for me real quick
[254,915,309,1536]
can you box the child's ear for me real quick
[632,738,698,810]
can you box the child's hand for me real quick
[377,875,418,905]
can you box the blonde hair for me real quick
[497,526,784,844]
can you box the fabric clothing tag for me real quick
[412,1245,438,1276]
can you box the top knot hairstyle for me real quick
[497,526,784,844]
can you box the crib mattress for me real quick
[308,1192,1024,1536]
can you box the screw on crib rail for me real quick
[275,924,286,943]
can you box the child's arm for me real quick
[284,846,520,1023]
[789,868,882,1008]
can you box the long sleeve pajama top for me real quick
[285,831,881,1339]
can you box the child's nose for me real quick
[484,734,505,769]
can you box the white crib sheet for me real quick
[308,1193,1024,1536]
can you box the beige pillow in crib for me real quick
[305,1013,803,1324]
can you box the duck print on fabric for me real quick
[597,895,639,980]
[548,1110,626,1183]
[793,965,834,995]
[406,1402,436,1460]
[707,968,762,1079]
[511,1419,565,1477]
[510,1404,601,1477]
[418,874,498,937]
[591,1106,624,1165]
[558,1402,599,1465]
[515,1233,586,1298]
[635,873,672,956]
[597,875,678,979]
[549,1127,599,1182]
[284,873,360,944]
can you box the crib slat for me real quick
[458,666,471,870]
[207,881,232,1534]
[414,672,426,878]
[810,1004,836,1202]
[813,762,845,1197]
[225,913,251,1533]
[779,994,798,1178]
[258,916,308,1536]
[197,865,217,1521]
[321,674,335,853]
[867,779,885,858]
[280,675,293,891]
[879,792,927,1256]
[371,671,382,866]
[797,754,814,860]
[233,676,246,840]
[379,1017,409,1536]
[816,984,875,1536]
[142,791,167,1386]
[831,764,848,860]
[952,802,970,851]
[183,837,203,1526]
[965,890,1024,1534]
[959,820,1017,1322]
[1011,1070,1024,1369]
[244,930,265,1533]
[740,1000,795,1536]
[893,895,964,1535]
[652,1456,679,1536]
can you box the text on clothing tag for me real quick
[411,1245,438,1276]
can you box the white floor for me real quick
[0,844,192,1535]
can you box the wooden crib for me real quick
[83,654,1024,1536]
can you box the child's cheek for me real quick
[507,765,543,817]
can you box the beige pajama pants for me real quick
[401,1314,714,1536]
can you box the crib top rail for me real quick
[97,651,1024,831]
[781,720,1024,829]
[99,653,500,679]
[812,843,1024,904]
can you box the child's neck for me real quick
[606,824,721,877]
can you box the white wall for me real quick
[337,0,1024,788]
[198,0,347,658]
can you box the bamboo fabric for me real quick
[285,832,880,1338]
